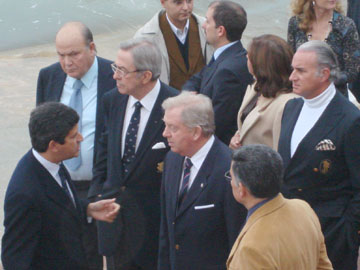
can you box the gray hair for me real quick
[297,40,342,83]
[231,144,283,198]
[118,38,161,80]
[162,92,215,137]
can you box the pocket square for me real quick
[315,139,336,151]
[194,204,215,210]
[152,142,166,150]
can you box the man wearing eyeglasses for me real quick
[36,21,116,270]
[159,92,246,270]
[134,0,213,90]
[88,38,178,270]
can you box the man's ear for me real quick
[217,25,226,39]
[48,140,59,153]
[320,67,331,82]
[141,71,153,84]
[192,126,202,141]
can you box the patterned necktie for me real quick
[64,79,83,170]
[58,163,75,206]
[122,101,142,175]
[178,158,193,207]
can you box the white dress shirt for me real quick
[121,80,161,157]
[179,135,215,192]
[32,149,75,202]
[291,83,336,157]
[60,57,98,181]
[166,13,189,44]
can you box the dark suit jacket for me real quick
[36,57,116,164]
[278,92,360,270]
[88,82,178,269]
[1,150,89,270]
[182,42,253,145]
[158,137,247,270]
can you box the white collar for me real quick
[166,13,189,37]
[214,41,238,60]
[128,79,161,112]
[303,83,336,108]
[187,135,215,171]
[68,56,98,89]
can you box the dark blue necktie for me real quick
[178,158,193,207]
[207,55,215,67]
[122,101,142,175]
[58,163,75,206]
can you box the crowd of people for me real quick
[1,0,360,270]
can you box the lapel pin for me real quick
[200,183,204,188]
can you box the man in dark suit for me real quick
[278,40,360,270]
[159,92,247,270]
[1,102,120,270]
[182,1,253,145]
[36,22,116,269]
[88,39,178,270]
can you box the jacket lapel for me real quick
[278,99,303,169]
[122,84,167,184]
[287,93,344,174]
[175,139,217,218]
[31,152,81,221]
[52,67,67,101]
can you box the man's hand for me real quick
[87,198,120,223]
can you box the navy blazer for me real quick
[1,150,89,270]
[36,57,116,164]
[88,82,178,270]
[158,138,247,270]
[183,42,253,145]
[278,92,360,270]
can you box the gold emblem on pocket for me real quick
[319,159,331,175]
[157,162,164,173]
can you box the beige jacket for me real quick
[236,84,297,150]
[227,194,333,270]
[134,10,213,84]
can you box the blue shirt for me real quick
[60,56,98,180]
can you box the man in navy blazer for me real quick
[159,92,247,270]
[278,41,360,270]
[36,22,116,269]
[88,39,178,270]
[1,102,119,270]
[182,1,253,145]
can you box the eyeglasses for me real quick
[224,170,232,182]
[111,63,143,77]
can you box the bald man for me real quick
[36,22,116,270]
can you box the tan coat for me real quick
[236,84,297,150]
[227,194,333,270]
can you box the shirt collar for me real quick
[128,79,161,112]
[166,13,189,37]
[68,56,98,89]
[186,135,215,171]
[214,41,238,60]
[32,149,60,177]
[246,195,276,221]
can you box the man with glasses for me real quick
[88,38,177,270]
[159,91,246,270]
[226,144,332,270]
[134,0,213,90]
[36,21,116,270]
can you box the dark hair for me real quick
[209,1,247,41]
[231,144,283,198]
[29,102,79,152]
[248,34,293,98]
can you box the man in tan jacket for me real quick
[227,144,332,270]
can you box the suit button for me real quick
[121,186,126,192]
[175,244,180,250]
[297,188,302,192]
[172,222,175,225]
[313,168,319,172]
[97,194,102,198]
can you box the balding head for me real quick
[55,22,96,79]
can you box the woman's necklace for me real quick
[307,19,333,42]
